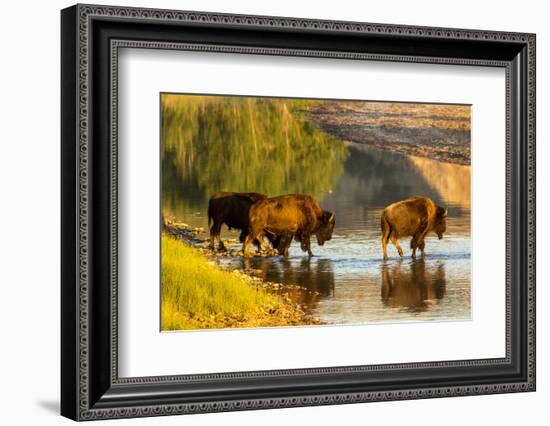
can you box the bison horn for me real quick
[443,209,448,217]
[329,213,335,223]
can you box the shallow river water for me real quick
[167,143,471,325]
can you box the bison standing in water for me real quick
[207,192,267,251]
[207,192,289,253]
[381,196,447,260]
[244,194,335,257]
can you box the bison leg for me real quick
[299,233,313,257]
[390,233,404,258]
[411,231,426,259]
[411,235,424,259]
[418,240,426,257]
[381,223,391,260]
[267,233,289,257]
[411,221,429,259]
[209,220,223,251]
[240,229,261,251]
[259,230,281,253]
[410,237,421,259]
[283,244,290,258]
[243,233,255,257]
[240,229,264,253]
[209,234,216,250]
[411,238,427,258]
[256,232,272,252]
[411,237,427,259]
[244,232,271,257]
[278,233,293,258]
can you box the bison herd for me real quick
[208,192,334,257]
[207,192,447,259]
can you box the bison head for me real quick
[315,210,335,246]
[434,206,448,239]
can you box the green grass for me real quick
[162,235,291,330]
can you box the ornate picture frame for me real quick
[61,4,535,421]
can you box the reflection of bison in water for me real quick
[248,257,335,307]
[207,192,267,251]
[244,194,335,257]
[381,196,447,260]
[381,260,446,312]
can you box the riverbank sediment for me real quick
[161,231,320,330]
[306,101,471,165]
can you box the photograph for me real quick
[58,0,536,418]
[58,3,536,420]
[160,94,472,331]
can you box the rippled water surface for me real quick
[167,142,471,325]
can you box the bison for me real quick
[207,192,267,251]
[207,192,288,253]
[381,196,447,260]
[243,194,335,257]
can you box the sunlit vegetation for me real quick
[161,235,317,330]
[159,95,472,330]
[161,94,348,219]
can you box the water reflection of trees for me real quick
[326,145,445,208]
[320,144,470,232]
[380,260,446,313]
[162,95,348,219]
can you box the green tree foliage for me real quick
[161,95,348,217]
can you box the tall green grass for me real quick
[161,235,282,330]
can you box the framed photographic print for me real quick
[61,4,536,421]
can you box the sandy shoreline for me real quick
[305,101,471,165]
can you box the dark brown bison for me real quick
[207,192,267,251]
[243,194,335,257]
[381,196,447,260]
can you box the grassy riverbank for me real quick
[161,235,319,330]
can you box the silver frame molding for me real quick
[61,3,536,421]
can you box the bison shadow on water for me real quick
[381,260,447,313]
[243,256,336,310]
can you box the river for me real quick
[164,143,471,325]
[162,95,471,326]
